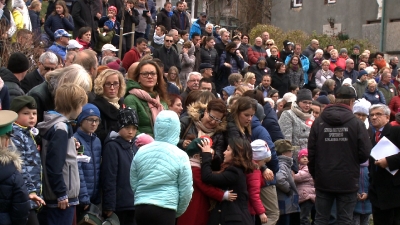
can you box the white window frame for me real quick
[327,0,336,4]
[293,0,303,7]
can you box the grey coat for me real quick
[276,155,300,215]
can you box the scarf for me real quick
[195,121,215,137]
[291,64,299,72]
[190,158,201,168]
[153,33,165,45]
[103,96,120,109]
[330,58,337,63]
[129,88,164,123]
[313,57,323,66]
[291,102,312,121]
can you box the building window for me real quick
[292,0,303,8]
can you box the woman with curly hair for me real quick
[91,69,126,144]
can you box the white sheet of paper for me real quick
[370,136,399,175]
[77,155,91,163]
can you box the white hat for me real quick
[342,78,353,87]
[101,44,119,52]
[353,98,371,116]
[67,39,83,49]
[251,139,271,161]
[282,93,297,103]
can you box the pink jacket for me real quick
[294,165,315,203]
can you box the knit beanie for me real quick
[117,107,139,130]
[251,139,271,161]
[353,98,371,116]
[255,103,265,121]
[339,48,348,54]
[185,137,213,157]
[7,52,30,73]
[358,70,368,79]
[104,20,114,30]
[107,59,121,70]
[77,103,101,124]
[135,133,154,147]
[317,95,330,105]
[298,148,308,161]
[296,89,312,102]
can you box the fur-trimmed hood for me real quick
[187,102,227,132]
[0,148,22,173]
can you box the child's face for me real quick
[119,125,137,142]
[222,91,228,101]
[16,107,37,128]
[299,155,308,165]
[80,116,100,134]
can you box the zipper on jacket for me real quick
[90,139,96,199]
[69,165,71,191]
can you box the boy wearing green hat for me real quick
[10,96,44,224]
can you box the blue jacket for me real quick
[362,88,386,105]
[11,124,42,210]
[285,54,310,81]
[47,43,67,60]
[0,149,30,225]
[189,19,207,39]
[354,164,372,214]
[101,131,137,212]
[262,102,284,142]
[130,110,193,217]
[44,14,74,40]
[28,9,41,36]
[74,128,102,205]
[251,116,279,186]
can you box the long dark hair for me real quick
[52,1,70,18]
[220,138,254,174]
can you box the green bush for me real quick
[249,24,377,52]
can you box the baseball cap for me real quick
[335,86,357,99]
[67,39,83,49]
[200,12,207,17]
[102,44,119,52]
[334,66,344,72]
[54,29,72,39]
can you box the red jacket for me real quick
[389,96,400,120]
[122,47,141,71]
[176,166,224,225]
[246,168,266,216]
[329,58,346,72]
[248,46,267,66]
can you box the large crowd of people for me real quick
[0,0,400,225]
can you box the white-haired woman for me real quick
[315,60,334,89]
[362,79,386,105]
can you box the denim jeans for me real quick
[300,200,314,225]
[314,190,357,225]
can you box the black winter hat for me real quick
[335,86,356,99]
[7,52,30,73]
[296,89,312,102]
[117,107,139,130]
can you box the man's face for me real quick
[164,36,173,48]
[172,32,179,42]
[360,74,367,82]
[346,60,354,69]
[382,74,392,84]
[370,108,389,129]
[241,36,249,44]
[206,39,215,48]
[327,46,334,53]
[177,3,184,12]
[255,38,262,47]
[335,71,344,78]
[294,45,301,55]
[65,54,74,66]
[200,82,212,92]
[183,2,188,10]
[353,48,360,55]
[192,36,201,45]
[222,33,230,42]
[392,57,399,65]
[38,59,57,76]
[203,68,213,78]
[312,41,319,49]
[137,41,148,52]
[200,15,207,23]
[261,76,271,88]
[103,50,116,57]
[261,32,269,41]
[59,36,70,46]
[165,3,172,12]
[187,75,201,90]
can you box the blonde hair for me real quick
[167,66,182,91]
[29,0,41,10]
[321,60,330,66]
[367,79,377,87]
[55,84,88,114]
[266,39,275,45]
[270,45,279,51]
[94,69,126,98]
[243,72,255,84]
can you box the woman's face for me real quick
[373,65,378,73]
[322,63,329,71]
[155,27,163,36]
[169,70,177,80]
[82,31,91,43]
[223,145,233,163]
[238,108,255,128]
[277,102,284,111]
[169,98,183,116]
[206,40,215,48]
[376,54,384,61]
[241,36,249,44]
[278,65,286,73]
[202,110,224,130]
[298,100,312,113]
[270,48,278,56]
[315,52,322,59]
[329,83,335,91]
[206,26,212,33]
[368,84,376,92]
[55,5,64,14]
[138,64,158,91]
[103,74,120,98]
[182,33,189,41]
[354,113,368,122]
[271,93,279,103]
[313,92,320,100]
[291,57,299,65]
[249,77,256,85]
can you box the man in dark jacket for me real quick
[191,33,202,72]
[308,86,371,225]
[214,29,230,57]
[171,1,189,34]
[389,56,399,79]
[249,57,270,86]
[344,58,359,84]
[21,52,58,93]
[332,66,345,94]
[156,2,172,32]
[350,45,361,71]
[302,39,319,58]
[71,0,98,46]
[153,34,181,73]
[367,104,400,225]
[0,53,30,102]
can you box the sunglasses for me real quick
[165,40,173,43]
[43,66,56,71]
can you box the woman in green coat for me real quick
[124,60,169,136]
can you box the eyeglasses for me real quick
[188,79,200,83]
[104,82,120,88]
[370,113,384,117]
[85,118,101,124]
[165,40,173,43]
[266,44,273,46]
[43,66,56,71]
[301,101,313,105]
[140,72,158,78]
[208,112,222,123]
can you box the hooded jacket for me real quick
[101,131,137,212]
[122,47,141,71]
[378,81,397,106]
[37,111,80,206]
[276,155,300,215]
[248,45,267,66]
[130,110,193,217]
[294,165,315,204]
[179,43,196,80]
[74,128,102,205]
[0,67,24,102]
[308,104,371,193]
[124,80,168,137]
[11,123,42,209]
[0,149,30,225]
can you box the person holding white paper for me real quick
[367,104,400,225]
